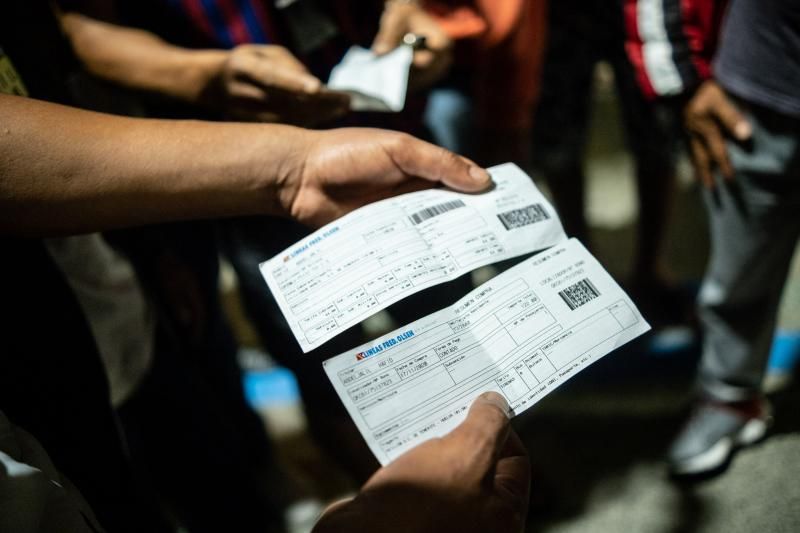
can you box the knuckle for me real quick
[392,132,415,153]
[437,147,462,170]
[228,53,249,74]
[232,44,255,60]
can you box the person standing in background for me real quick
[531,0,683,325]
[626,0,800,477]
[422,0,547,167]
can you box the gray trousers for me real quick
[698,99,800,401]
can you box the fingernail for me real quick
[735,121,752,140]
[481,392,510,417]
[373,44,391,55]
[469,165,492,187]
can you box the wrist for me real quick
[248,125,316,218]
[142,120,312,221]
[177,49,229,106]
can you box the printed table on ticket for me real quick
[322,239,650,465]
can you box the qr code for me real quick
[558,278,600,310]
[497,204,550,230]
[409,200,466,225]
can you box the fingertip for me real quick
[734,121,752,141]
[303,78,322,93]
[372,43,392,55]
[413,50,434,69]
[468,166,493,191]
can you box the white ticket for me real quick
[260,163,567,352]
[327,45,412,112]
[323,238,650,465]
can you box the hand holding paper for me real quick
[323,238,650,464]
[208,44,349,125]
[285,128,490,228]
[312,393,529,533]
[259,162,650,466]
[261,163,567,352]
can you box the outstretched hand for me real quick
[206,44,350,126]
[312,392,530,533]
[282,128,492,227]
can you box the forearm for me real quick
[60,12,225,104]
[0,94,305,236]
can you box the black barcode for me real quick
[497,204,550,230]
[558,278,600,310]
[409,200,466,225]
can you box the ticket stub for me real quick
[259,163,566,352]
[327,45,412,112]
[322,238,650,464]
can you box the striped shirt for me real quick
[165,0,279,47]
[624,0,723,99]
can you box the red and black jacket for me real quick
[624,0,727,99]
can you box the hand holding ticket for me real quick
[260,163,567,352]
[312,392,529,533]
[323,239,650,464]
[259,161,651,466]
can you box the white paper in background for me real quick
[327,45,413,112]
[259,163,567,352]
[323,238,651,465]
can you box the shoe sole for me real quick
[669,417,770,476]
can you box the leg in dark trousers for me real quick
[110,222,287,532]
[220,216,381,482]
[0,240,173,533]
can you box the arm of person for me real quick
[59,11,228,105]
[0,94,490,237]
[624,0,750,187]
[59,12,349,125]
[312,392,530,533]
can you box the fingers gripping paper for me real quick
[322,239,650,465]
[259,163,650,465]
[259,164,567,353]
